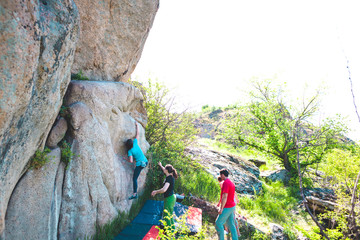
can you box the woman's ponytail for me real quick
[172,168,178,179]
[165,164,178,179]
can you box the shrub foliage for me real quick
[30,147,52,169]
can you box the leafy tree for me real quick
[223,80,348,172]
[317,148,360,239]
[133,80,197,154]
[131,79,219,202]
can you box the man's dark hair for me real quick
[219,168,229,177]
[125,139,133,151]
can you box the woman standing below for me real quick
[126,122,148,200]
[151,162,178,232]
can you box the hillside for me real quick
[189,107,346,239]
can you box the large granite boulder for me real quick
[185,147,262,195]
[3,81,150,239]
[5,148,65,240]
[0,0,79,234]
[71,0,159,82]
[57,80,149,239]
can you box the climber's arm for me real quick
[151,182,170,196]
[135,122,139,139]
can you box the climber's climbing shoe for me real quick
[129,194,138,200]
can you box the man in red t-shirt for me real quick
[215,169,238,240]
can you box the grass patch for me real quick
[178,169,219,202]
[238,181,299,222]
[237,180,314,238]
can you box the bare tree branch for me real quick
[344,43,360,239]
[344,56,360,123]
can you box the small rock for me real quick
[248,159,266,167]
[46,117,68,148]
[260,169,291,184]
[189,196,218,223]
[270,223,288,240]
[213,162,227,170]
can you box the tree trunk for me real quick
[283,154,292,171]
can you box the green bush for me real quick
[71,70,89,80]
[60,140,75,169]
[132,79,220,202]
[310,148,360,239]
[30,147,52,169]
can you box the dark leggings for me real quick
[133,165,145,193]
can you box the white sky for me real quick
[132,0,360,140]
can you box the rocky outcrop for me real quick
[71,0,159,82]
[304,188,337,213]
[305,196,337,213]
[186,147,262,195]
[0,0,79,234]
[4,81,150,239]
[58,80,149,239]
[260,169,291,184]
[1,0,160,236]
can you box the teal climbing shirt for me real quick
[128,139,148,167]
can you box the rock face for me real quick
[0,0,79,234]
[186,147,262,195]
[58,80,149,239]
[5,148,65,240]
[1,0,158,237]
[71,0,159,82]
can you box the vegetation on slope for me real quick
[92,78,359,240]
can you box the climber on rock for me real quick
[125,121,148,200]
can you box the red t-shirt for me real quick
[221,178,236,208]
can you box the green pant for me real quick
[163,194,176,232]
